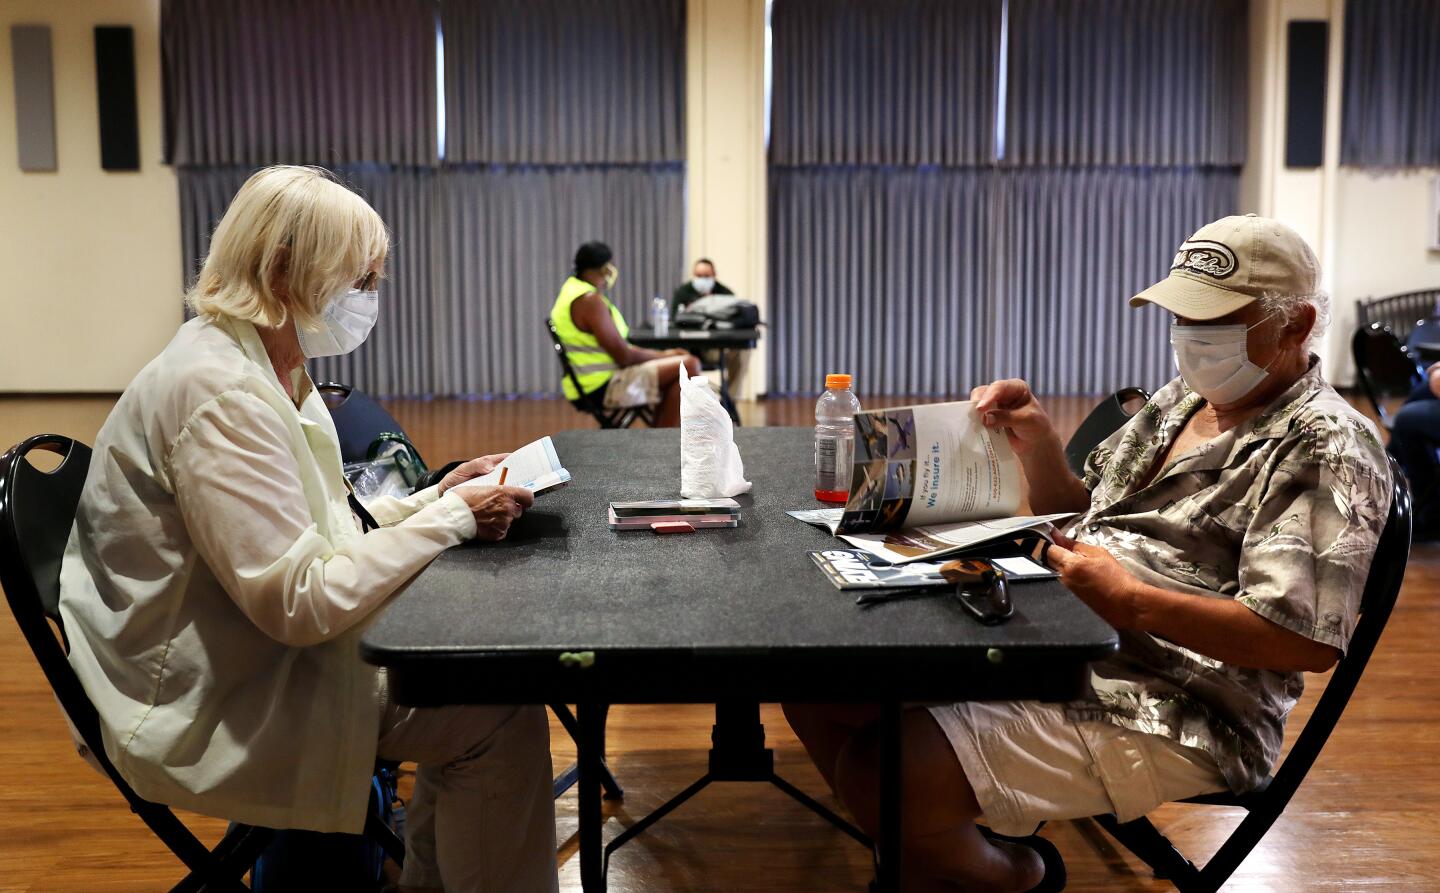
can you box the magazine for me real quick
[790,401,1073,563]
[452,435,571,495]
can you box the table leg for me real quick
[876,701,903,893]
[578,701,606,893]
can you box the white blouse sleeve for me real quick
[362,484,445,528]
[168,390,477,647]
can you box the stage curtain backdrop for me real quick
[1341,0,1440,167]
[767,0,1246,397]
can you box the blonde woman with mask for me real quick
[59,166,557,892]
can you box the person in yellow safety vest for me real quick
[549,241,700,428]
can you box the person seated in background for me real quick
[784,215,1392,892]
[59,165,558,893]
[670,256,734,318]
[1387,361,1440,535]
[550,241,700,427]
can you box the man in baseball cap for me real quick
[784,215,1393,893]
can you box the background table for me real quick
[627,326,760,421]
[363,427,1117,891]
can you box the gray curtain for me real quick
[769,0,1001,166]
[179,164,684,396]
[442,0,685,165]
[162,0,439,166]
[989,168,1240,394]
[769,168,995,395]
[1341,0,1440,167]
[1004,0,1248,166]
[767,0,1244,397]
[429,165,685,396]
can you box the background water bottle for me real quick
[815,373,861,503]
[650,295,670,336]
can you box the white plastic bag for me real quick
[679,363,752,498]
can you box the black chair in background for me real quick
[1091,454,1411,892]
[0,435,277,892]
[316,382,411,464]
[1351,323,1424,429]
[1064,387,1151,477]
[317,382,624,802]
[545,318,655,430]
[1355,288,1440,345]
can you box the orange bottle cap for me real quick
[825,373,853,389]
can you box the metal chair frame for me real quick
[545,318,656,430]
[1355,288,1440,345]
[1351,323,1425,430]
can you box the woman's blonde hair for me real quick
[186,165,389,331]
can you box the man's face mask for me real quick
[1169,314,1278,405]
[297,286,380,358]
[603,263,619,290]
[693,275,715,294]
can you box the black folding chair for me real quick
[545,318,656,429]
[1090,455,1412,892]
[0,435,275,892]
[1064,387,1151,477]
[317,384,624,802]
[1351,323,1425,430]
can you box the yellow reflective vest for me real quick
[549,276,629,401]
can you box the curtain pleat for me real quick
[989,168,1240,394]
[178,165,683,397]
[768,0,1245,397]
[1003,0,1247,167]
[1341,0,1440,167]
[442,0,685,164]
[769,0,1001,166]
[429,165,685,396]
[162,0,438,166]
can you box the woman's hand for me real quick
[1044,533,1141,629]
[437,454,510,495]
[451,485,535,542]
[969,379,1061,457]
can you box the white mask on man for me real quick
[297,287,380,358]
[1169,315,1277,405]
[692,276,716,295]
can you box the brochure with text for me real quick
[453,435,571,495]
[789,402,1072,563]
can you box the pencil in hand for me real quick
[498,466,509,486]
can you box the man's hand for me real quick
[451,485,535,542]
[970,379,1062,458]
[1427,362,1440,399]
[437,454,510,495]
[1045,533,1141,629]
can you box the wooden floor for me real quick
[2,393,1437,892]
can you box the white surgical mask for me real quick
[692,276,715,295]
[603,263,619,290]
[297,287,379,358]
[1170,315,1277,405]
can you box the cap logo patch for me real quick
[1171,241,1238,280]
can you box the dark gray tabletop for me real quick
[362,427,1117,706]
[628,326,760,350]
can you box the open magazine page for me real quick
[836,402,1022,535]
[836,513,1073,564]
[453,435,571,494]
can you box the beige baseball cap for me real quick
[1129,214,1320,320]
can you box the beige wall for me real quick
[685,0,769,397]
[1241,0,1440,383]
[0,0,180,393]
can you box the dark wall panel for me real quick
[94,26,140,171]
[1285,20,1328,169]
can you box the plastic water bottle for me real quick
[815,373,861,503]
[650,296,670,336]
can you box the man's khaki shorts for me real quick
[926,700,1227,836]
[603,358,668,409]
